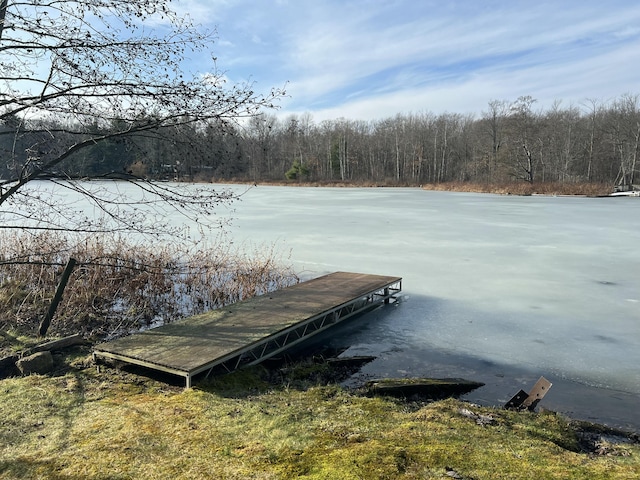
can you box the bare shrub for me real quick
[0,232,297,340]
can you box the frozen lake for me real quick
[221,186,640,432]
[7,182,639,431]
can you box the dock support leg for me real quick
[384,287,390,304]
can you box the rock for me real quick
[459,407,497,426]
[0,355,19,378]
[16,351,54,375]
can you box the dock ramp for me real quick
[93,272,402,387]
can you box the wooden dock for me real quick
[93,272,402,387]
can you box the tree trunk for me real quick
[522,143,534,183]
[0,0,7,41]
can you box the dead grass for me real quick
[221,179,426,188]
[219,179,614,195]
[422,181,612,196]
[0,361,638,479]
[0,232,297,345]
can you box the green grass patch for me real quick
[1,357,639,479]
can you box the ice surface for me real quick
[224,186,640,431]
[12,183,639,430]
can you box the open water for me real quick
[221,185,640,432]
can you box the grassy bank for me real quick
[1,351,639,479]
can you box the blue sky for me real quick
[173,0,640,121]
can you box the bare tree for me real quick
[608,94,640,189]
[480,100,509,182]
[0,0,284,237]
[243,113,279,180]
[508,96,539,183]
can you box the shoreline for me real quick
[209,179,615,197]
[2,346,639,478]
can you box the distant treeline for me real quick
[2,94,639,187]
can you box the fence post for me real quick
[38,258,77,337]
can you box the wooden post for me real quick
[38,258,77,337]
[23,334,85,356]
[505,377,552,411]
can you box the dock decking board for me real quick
[93,272,402,386]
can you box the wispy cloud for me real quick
[176,0,640,120]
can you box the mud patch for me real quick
[573,422,640,456]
